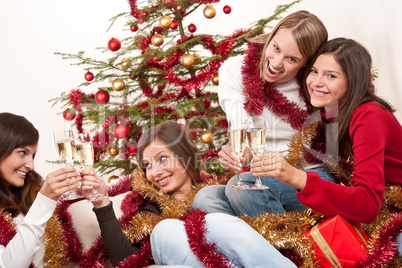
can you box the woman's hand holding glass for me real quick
[81,168,110,207]
[39,167,80,201]
[250,152,307,190]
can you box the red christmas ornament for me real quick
[113,124,129,139]
[188,23,197,33]
[223,5,232,14]
[170,20,178,30]
[63,108,76,121]
[84,71,94,81]
[130,24,139,32]
[126,144,137,155]
[95,90,110,104]
[108,37,121,52]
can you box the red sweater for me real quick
[297,102,402,223]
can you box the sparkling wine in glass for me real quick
[228,119,249,190]
[247,117,269,190]
[54,130,83,200]
[74,132,104,202]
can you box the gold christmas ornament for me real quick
[203,5,216,19]
[107,145,120,157]
[159,15,172,29]
[151,34,164,46]
[112,78,125,91]
[108,175,119,184]
[120,58,130,69]
[181,53,195,67]
[193,53,202,64]
[211,73,219,85]
[200,130,213,143]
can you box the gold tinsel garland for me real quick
[40,144,401,267]
[43,214,67,268]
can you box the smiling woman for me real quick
[79,120,202,267]
[0,112,80,268]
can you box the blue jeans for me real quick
[398,232,402,257]
[192,167,337,217]
[151,213,297,268]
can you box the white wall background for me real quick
[1,0,401,178]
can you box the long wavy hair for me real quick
[304,38,395,157]
[137,121,201,186]
[0,113,42,216]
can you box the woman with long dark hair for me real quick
[0,112,79,267]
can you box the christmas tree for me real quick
[51,0,301,180]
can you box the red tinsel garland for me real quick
[242,42,311,131]
[353,212,402,268]
[181,209,237,268]
[54,175,153,267]
[0,211,37,268]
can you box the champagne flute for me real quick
[228,119,249,190]
[54,130,83,200]
[74,132,104,202]
[247,117,269,190]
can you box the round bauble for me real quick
[223,5,232,14]
[130,24,139,32]
[107,145,120,157]
[151,34,164,46]
[108,37,121,52]
[211,73,219,85]
[87,110,98,122]
[193,53,201,64]
[181,53,195,67]
[112,78,125,91]
[159,15,172,29]
[200,130,213,143]
[84,71,94,81]
[63,108,76,121]
[188,23,197,33]
[203,5,216,19]
[113,124,129,139]
[126,144,137,156]
[95,90,110,104]
[120,58,130,69]
[170,20,178,30]
[108,175,119,184]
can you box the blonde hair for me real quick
[250,10,328,78]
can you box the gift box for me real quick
[302,215,369,267]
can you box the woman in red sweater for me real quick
[251,37,402,224]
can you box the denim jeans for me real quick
[192,167,338,217]
[151,213,297,268]
[398,232,402,257]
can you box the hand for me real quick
[80,168,110,208]
[40,167,80,201]
[250,152,307,190]
[218,146,242,171]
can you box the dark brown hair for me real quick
[137,121,201,185]
[304,38,395,157]
[0,113,42,216]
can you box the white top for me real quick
[0,193,57,268]
[218,55,320,169]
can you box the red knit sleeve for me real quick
[297,103,388,223]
